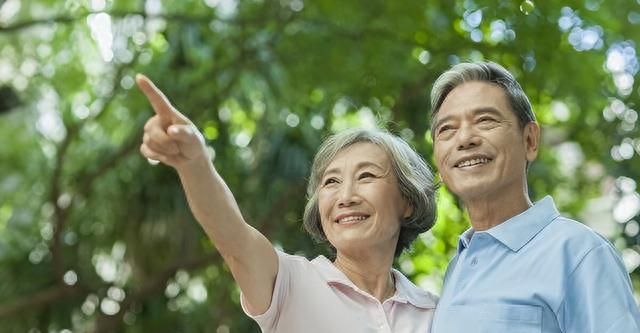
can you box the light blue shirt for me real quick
[431,196,640,333]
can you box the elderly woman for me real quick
[137,74,438,332]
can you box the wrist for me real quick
[176,153,214,176]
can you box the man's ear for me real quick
[523,122,540,162]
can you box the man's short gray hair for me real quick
[303,128,437,257]
[429,61,536,136]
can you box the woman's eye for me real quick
[358,172,376,180]
[323,178,338,185]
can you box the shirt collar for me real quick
[457,228,475,254]
[390,268,438,308]
[457,196,560,253]
[311,255,437,309]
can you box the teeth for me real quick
[338,216,367,223]
[457,158,489,168]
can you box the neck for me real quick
[464,191,532,231]
[333,249,396,302]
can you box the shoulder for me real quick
[276,249,313,264]
[275,250,321,273]
[276,250,339,281]
[524,196,611,253]
[541,216,626,273]
[544,215,613,251]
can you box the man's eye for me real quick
[438,125,452,134]
[479,117,496,123]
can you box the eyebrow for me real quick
[322,161,385,178]
[433,107,504,130]
[432,114,454,132]
[474,107,504,119]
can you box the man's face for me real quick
[432,81,539,202]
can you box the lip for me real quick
[334,212,371,224]
[453,154,493,168]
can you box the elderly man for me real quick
[429,61,640,332]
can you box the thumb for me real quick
[136,74,190,126]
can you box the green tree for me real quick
[0,0,638,331]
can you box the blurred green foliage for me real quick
[1,0,639,331]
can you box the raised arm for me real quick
[136,74,277,315]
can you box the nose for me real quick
[456,124,481,150]
[337,180,361,208]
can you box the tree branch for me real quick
[74,130,143,198]
[93,252,221,333]
[0,284,84,319]
[0,10,214,33]
[48,130,75,279]
[49,54,138,281]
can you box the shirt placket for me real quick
[369,301,392,333]
[448,234,490,300]
[467,233,490,270]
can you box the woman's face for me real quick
[317,142,412,255]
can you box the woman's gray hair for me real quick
[429,61,536,136]
[302,128,437,257]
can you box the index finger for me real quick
[136,74,179,124]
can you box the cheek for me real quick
[316,201,331,231]
[374,186,406,217]
[434,151,451,179]
[433,144,448,167]
[317,191,333,216]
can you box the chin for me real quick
[451,185,491,201]
[333,236,371,249]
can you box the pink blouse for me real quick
[241,250,437,332]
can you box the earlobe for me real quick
[524,122,540,161]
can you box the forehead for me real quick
[436,81,513,120]
[325,141,391,170]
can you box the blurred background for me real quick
[0,0,639,331]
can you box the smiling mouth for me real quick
[455,157,492,168]
[335,215,369,224]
